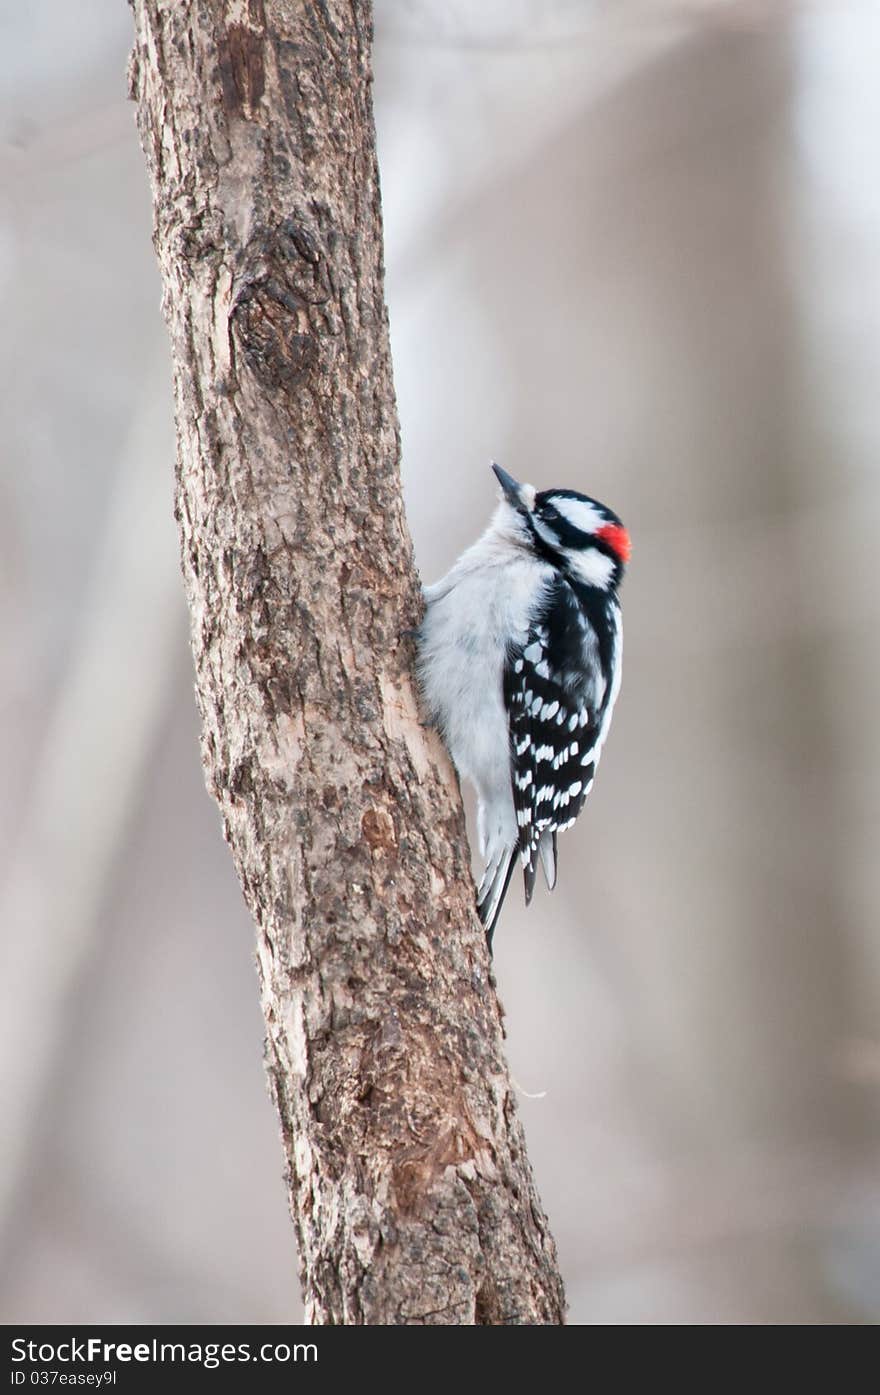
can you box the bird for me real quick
[417,462,629,946]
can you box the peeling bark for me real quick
[129,0,566,1324]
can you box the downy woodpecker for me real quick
[417,463,629,945]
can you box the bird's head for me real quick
[491,462,630,590]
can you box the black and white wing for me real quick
[503,581,616,904]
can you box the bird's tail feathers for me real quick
[539,829,557,891]
[476,844,517,950]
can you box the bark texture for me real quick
[129,0,566,1325]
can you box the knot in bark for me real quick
[230,218,330,389]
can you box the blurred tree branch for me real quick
[128,0,565,1324]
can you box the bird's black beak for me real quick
[491,461,523,508]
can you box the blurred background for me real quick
[2,0,880,1324]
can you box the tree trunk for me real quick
[128,0,566,1325]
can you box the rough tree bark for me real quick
[128,0,566,1324]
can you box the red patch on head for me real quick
[596,523,631,564]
